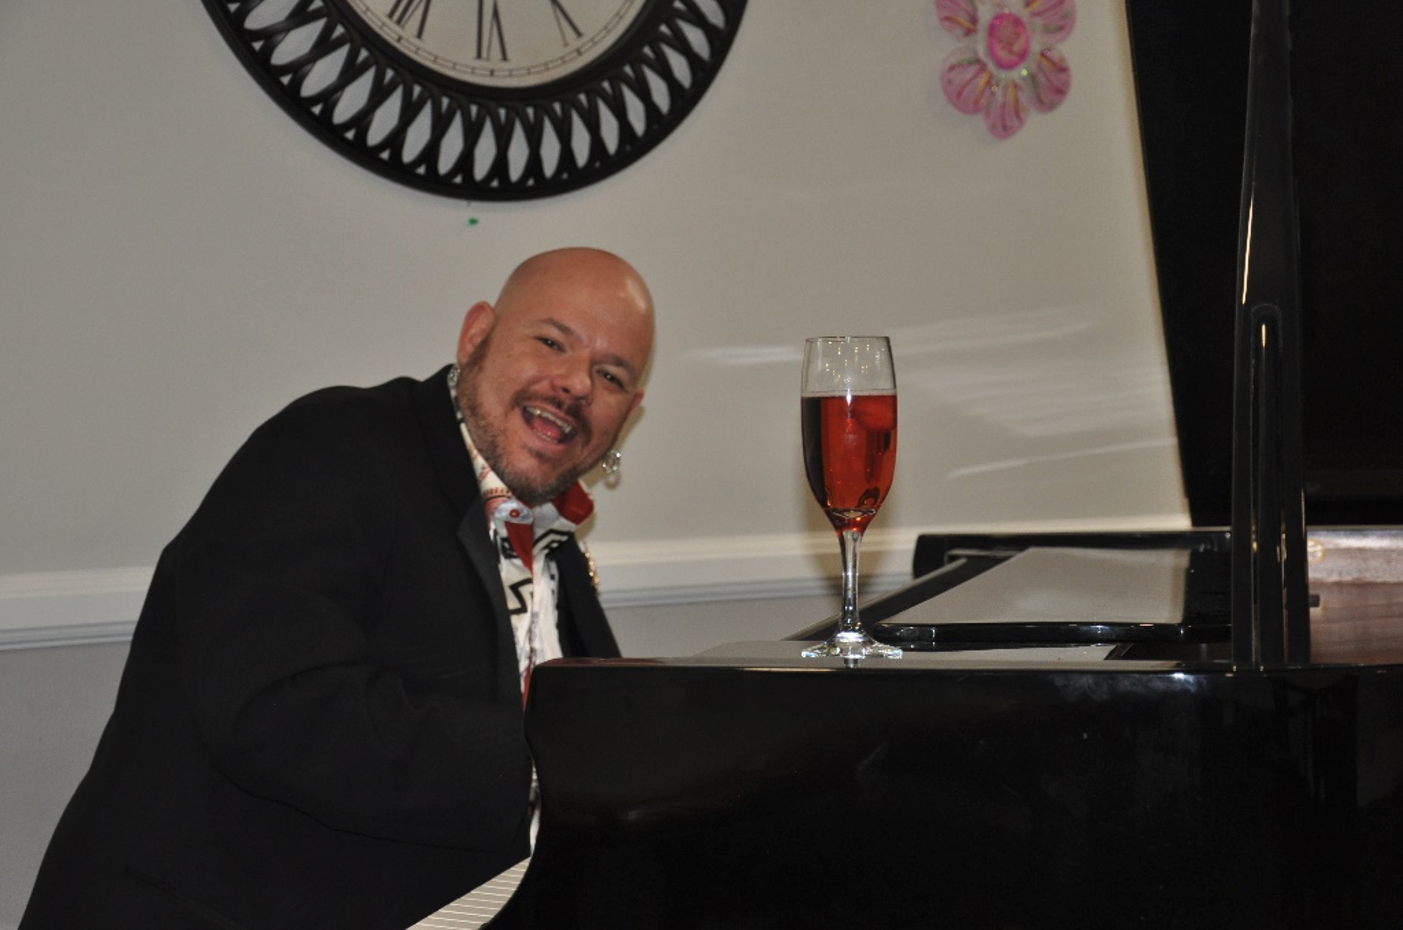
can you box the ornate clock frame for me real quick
[200,0,747,200]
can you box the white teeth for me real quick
[525,405,576,438]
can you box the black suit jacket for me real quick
[22,368,619,929]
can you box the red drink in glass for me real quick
[798,335,901,661]
[801,393,897,534]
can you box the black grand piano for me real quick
[479,2,1403,926]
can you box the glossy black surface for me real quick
[485,520,1403,927]
[1227,0,1310,665]
[491,653,1403,928]
[1128,0,1403,525]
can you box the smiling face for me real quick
[454,248,654,506]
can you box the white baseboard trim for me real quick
[0,517,1189,649]
[0,567,150,648]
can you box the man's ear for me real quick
[456,301,495,365]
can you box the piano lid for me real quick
[1127,0,1403,527]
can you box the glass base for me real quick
[802,631,903,662]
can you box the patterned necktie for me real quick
[450,374,593,700]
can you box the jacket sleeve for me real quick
[161,399,531,851]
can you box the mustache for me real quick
[514,392,592,443]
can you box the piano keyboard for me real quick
[407,861,527,929]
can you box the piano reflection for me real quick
[415,1,1403,926]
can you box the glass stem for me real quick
[837,527,863,636]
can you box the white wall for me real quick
[0,1,1188,641]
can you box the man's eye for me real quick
[537,337,562,351]
[599,370,625,389]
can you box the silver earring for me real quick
[447,364,461,389]
[601,449,622,478]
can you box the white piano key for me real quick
[407,861,527,929]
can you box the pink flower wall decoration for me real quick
[937,0,1076,138]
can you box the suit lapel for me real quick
[553,543,621,658]
[456,514,522,701]
[414,368,522,702]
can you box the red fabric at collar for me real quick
[552,481,594,526]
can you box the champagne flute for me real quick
[800,336,902,661]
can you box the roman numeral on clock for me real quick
[549,0,583,46]
[386,0,431,39]
[477,0,507,62]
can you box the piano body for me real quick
[485,535,1403,928]
[479,2,1403,926]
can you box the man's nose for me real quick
[551,356,593,402]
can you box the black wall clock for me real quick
[201,0,747,200]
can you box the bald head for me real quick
[452,248,655,504]
[499,248,652,324]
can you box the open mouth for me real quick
[523,405,580,444]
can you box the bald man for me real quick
[22,249,655,930]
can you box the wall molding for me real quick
[0,517,1187,649]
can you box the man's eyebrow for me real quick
[542,317,639,379]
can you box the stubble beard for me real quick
[455,345,605,507]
